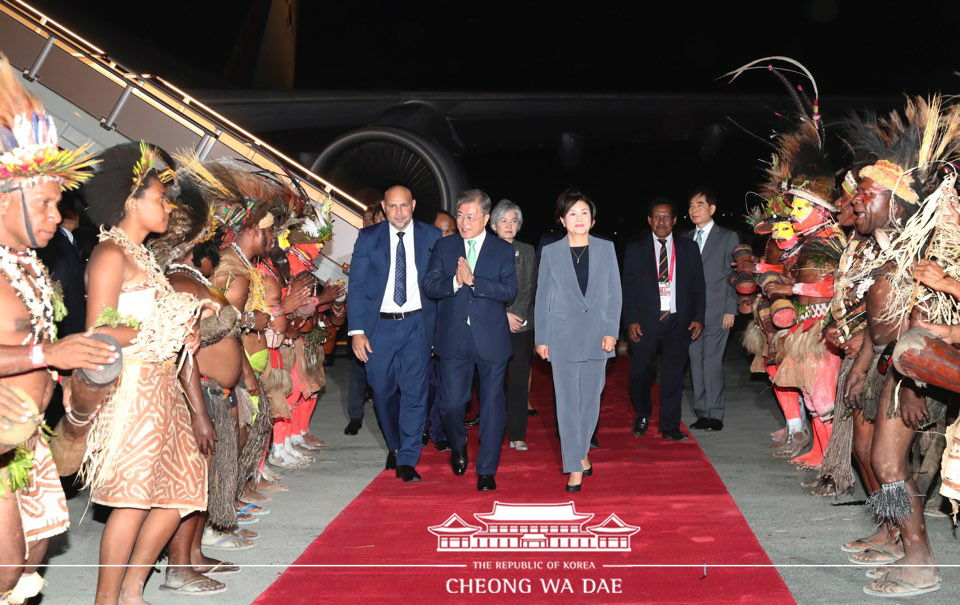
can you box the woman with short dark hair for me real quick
[535,189,621,492]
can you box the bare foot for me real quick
[241,486,270,504]
[258,480,288,492]
[160,567,225,595]
[302,433,328,447]
[118,585,151,605]
[191,551,238,574]
[844,528,899,553]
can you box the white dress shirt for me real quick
[380,223,422,313]
[652,231,677,314]
[453,229,487,292]
[60,226,75,245]
[694,219,714,251]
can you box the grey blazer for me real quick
[688,223,739,327]
[505,240,536,333]
[534,235,622,362]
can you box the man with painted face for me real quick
[0,57,119,604]
[622,200,705,441]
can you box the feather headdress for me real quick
[0,55,97,192]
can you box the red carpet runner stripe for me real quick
[255,357,794,604]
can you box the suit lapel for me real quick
[413,221,428,277]
[582,235,599,302]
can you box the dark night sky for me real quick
[25,0,960,243]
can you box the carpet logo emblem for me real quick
[428,501,640,552]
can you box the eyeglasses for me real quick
[457,213,484,223]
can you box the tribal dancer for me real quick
[763,128,846,470]
[0,56,115,605]
[839,97,960,598]
[81,142,212,605]
[208,165,284,506]
[148,164,250,595]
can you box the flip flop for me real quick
[865,565,900,580]
[841,538,884,554]
[235,528,259,540]
[236,515,259,525]
[863,577,941,598]
[159,576,227,596]
[849,549,901,566]
[200,561,241,575]
[201,533,256,551]
[236,503,270,516]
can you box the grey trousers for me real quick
[688,323,730,420]
[552,359,606,473]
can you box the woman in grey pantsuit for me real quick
[535,189,621,492]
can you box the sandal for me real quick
[236,515,259,525]
[841,538,884,554]
[849,548,902,566]
[159,575,226,596]
[863,576,941,598]
[235,528,258,540]
[237,503,270,516]
[198,561,241,575]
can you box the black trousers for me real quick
[628,314,691,433]
[505,330,534,441]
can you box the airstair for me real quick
[0,0,363,269]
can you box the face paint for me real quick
[772,221,798,250]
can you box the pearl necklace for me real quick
[167,263,212,288]
[0,243,56,345]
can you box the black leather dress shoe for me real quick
[661,430,689,441]
[477,475,496,491]
[632,417,648,436]
[451,445,468,476]
[708,419,724,431]
[690,418,711,430]
[344,419,362,436]
[464,416,480,427]
[421,430,430,447]
[396,465,421,483]
[590,436,599,448]
[434,440,451,452]
[385,451,397,470]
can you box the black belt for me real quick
[380,309,422,320]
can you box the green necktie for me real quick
[696,229,703,251]
[467,239,477,271]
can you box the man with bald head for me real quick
[348,185,442,482]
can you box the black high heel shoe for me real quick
[565,481,582,493]
[582,466,593,477]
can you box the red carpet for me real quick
[255,358,794,604]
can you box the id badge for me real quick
[659,282,671,312]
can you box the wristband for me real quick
[29,343,46,368]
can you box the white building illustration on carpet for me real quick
[427,501,640,552]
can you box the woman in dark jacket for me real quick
[491,199,536,451]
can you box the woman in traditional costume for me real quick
[81,142,213,605]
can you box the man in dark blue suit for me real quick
[622,201,706,441]
[347,185,441,482]
[423,189,517,492]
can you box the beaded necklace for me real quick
[0,243,56,345]
[99,227,172,295]
[167,263,212,288]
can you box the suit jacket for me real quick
[346,220,441,347]
[423,232,517,361]
[622,231,705,334]
[535,236,622,362]
[505,240,536,332]
[36,228,86,337]
[688,223,739,328]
